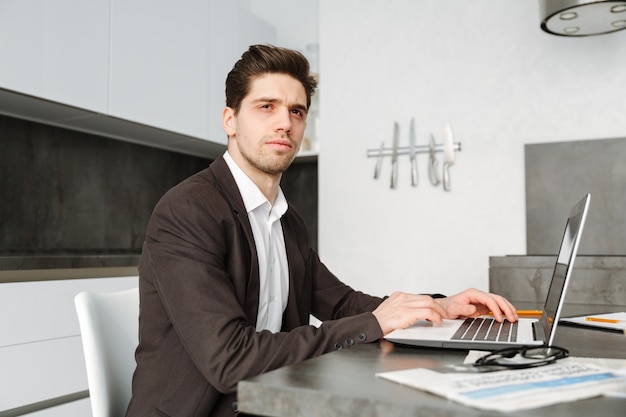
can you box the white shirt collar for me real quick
[223,151,288,217]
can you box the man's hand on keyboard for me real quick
[434,288,519,323]
[373,292,448,335]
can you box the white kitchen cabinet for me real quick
[0,0,110,114]
[109,0,276,144]
[108,1,211,141]
[206,2,277,143]
[0,0,276,152]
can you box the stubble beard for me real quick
[239,136,299,176]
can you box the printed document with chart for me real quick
[376,357,626,412]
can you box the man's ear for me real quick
[222,107,236,137]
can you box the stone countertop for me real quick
[0,254,140,270]
[489,255,626,308]
[238,322,626,417]
[490,255,626,269]
[0,264,138,283]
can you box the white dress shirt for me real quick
[223,152,289,333]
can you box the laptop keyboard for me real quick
[451,317,518,342]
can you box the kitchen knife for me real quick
[428,134,441,186]
[390,122,399,189]
[409,118,418,187]
[442,124,455,191]
[373,141,384,179]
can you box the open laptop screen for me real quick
[541,194,590,346]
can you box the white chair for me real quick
[75,287,139,417]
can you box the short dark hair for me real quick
[225,44,318,114]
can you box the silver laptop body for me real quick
[384,193,590,350]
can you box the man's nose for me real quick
[275,107,292,132]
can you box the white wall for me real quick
[318,0,626,297]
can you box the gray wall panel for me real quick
[525,138,626,256]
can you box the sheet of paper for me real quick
[560,312,626,331]
[376,360,626,412]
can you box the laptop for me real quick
[384,193,590,350]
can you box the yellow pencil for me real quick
[585,317,623,324]
[516,310,543,316]
[488,310,542,317]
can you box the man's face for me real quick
[223,73,308,177]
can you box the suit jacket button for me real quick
[358,332,367,342]
[334,343,343,350]
[231,401,239,413]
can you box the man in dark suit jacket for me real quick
[126,45,518,417]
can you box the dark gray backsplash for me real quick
[0,115,318,270]
[281,160,318,252]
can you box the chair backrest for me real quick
[75,287,139,417]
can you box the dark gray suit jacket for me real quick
[126,156,384,417]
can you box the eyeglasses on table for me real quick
[473,345,569,371]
